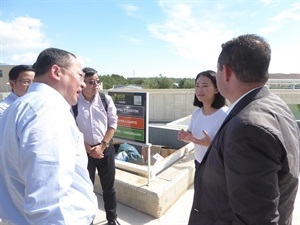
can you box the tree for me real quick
[142,78,159,89]
[179,78,194,88]
[99,73,196,89]
[156,74,173,89]
[100,74,127,89]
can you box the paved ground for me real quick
[93,185,194,225]
[94,181,300,225]
[1,181,299,225]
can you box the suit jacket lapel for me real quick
[201,86,270,163]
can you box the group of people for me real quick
[0,33,299,225]
[0,49,120,225]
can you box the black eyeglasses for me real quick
[85,80,101,85]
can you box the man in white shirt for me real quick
[0,48,98,225]
[0,65,35,118]
[73,67,120,225]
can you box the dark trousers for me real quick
[87,143,117,222]
[188,160,202,225]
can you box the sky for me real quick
[0,0,299,78]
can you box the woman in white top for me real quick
[178,70,228,168]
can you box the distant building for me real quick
[0,65,14,93]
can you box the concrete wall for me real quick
[1,80,299,122]
[148,125,185,149]
[0,65,13,93]
[105,89,300,123]
[148,89,195,123]
[272,89,300,104]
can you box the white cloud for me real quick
[259,0,273,6]
[146,0,300,74]
[120,35,142,44]
[9,52,38,65]
[271,4,300,21]
[0,16,50,64]
[260,24,281,36]
[258,2,299,39]
[158,1,192,19]
[148,1,233,67]
[121,4,140,17]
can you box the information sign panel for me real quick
[108,91,148,144]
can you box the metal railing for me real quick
[267,79,300,90]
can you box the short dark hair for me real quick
[34,48,76,77]
[83,67,98,78]
[217,34,271,83]
[9,65,35,81]
[193,70,226,109]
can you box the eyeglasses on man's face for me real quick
[60,66,84,82]
[14,79,33,86]
[85,80,101,85]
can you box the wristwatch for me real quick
[101,140,110,148]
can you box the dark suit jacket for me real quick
[188,87,300,225]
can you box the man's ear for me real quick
[223,64,233,82]
[8,80,15,88]
[51,64,61,80]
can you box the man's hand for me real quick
[89,145,105,159]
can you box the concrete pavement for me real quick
[93,185,193,225]
[0,181,299,225]
[93,180,300,225]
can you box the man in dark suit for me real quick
[188,34,300,225]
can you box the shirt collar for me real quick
[226,86,264,115]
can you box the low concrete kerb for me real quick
[94,151,195,218]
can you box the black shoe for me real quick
[107,219,121,225]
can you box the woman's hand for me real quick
[192,130,211,147]
[178,129,212,147]
[177,129,192,143]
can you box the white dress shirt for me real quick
[76,92,118,146]
[0,91,18,119]
[0,83,98,225]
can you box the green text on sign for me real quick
[115,127,145,142]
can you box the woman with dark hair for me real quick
[177,70,228,168]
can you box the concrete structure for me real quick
[1,88,299,121]
[267,78,300,89]
[104,88,300,123]
[93,120,300,219]
[0,65,13,94]
[95,150,194,218]
[94,179,300,225]
[1,64,299,121]
[271,89,300,104]
[95,125,194,218]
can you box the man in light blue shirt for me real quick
[0,48,98,224]
[0,65,35,118]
